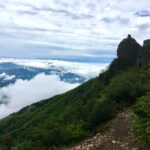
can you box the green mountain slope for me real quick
[0,36,150,150]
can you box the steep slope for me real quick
[71,108,144,150]
[0,77,113,149]
[0,36,149,150]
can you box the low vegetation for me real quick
[134,94,150,148]
[0,60,149,150]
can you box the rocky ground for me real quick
[71,109,144,150]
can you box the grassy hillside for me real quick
[0,42,150,150]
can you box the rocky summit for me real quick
[117,34,141,61]
[143,39,150,47]
[137,39,150,67]
[117,34,150,67]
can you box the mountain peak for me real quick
[127,34,132,39]
[117,35,141,61]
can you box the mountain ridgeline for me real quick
[0,35,150,150]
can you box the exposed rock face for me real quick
[117,34,141,61]
[116,35,150,67]
[137,39,150,67]
[144,39,150,47]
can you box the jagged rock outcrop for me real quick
[137,39,150,67]
[117,34,141,61]
[143,39,150,47]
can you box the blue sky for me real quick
[0,0,150,59]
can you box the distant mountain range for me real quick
[0,59,108,88]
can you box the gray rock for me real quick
[143,39,150,47]
[117,34,141,61]
[137,39,150,67]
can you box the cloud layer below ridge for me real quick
[0,74,79,119]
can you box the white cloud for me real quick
[0,72,15,80]
[0,58,108,119]
[0,58,109,78]
[0,73,6,78]
[0,73,79,119]
[0,0,149,58]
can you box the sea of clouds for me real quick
[0,58,108,119]
[0,58,108,78]
[0,74,79,119]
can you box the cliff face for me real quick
[117,34,141,61]
[137,39,150,67]
[143,39,150,47]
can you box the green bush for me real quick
[106,70,145,103]
[133,95,150,147]
[87,98,116,129]
[99,58,135,84]
[13,141,46,150]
